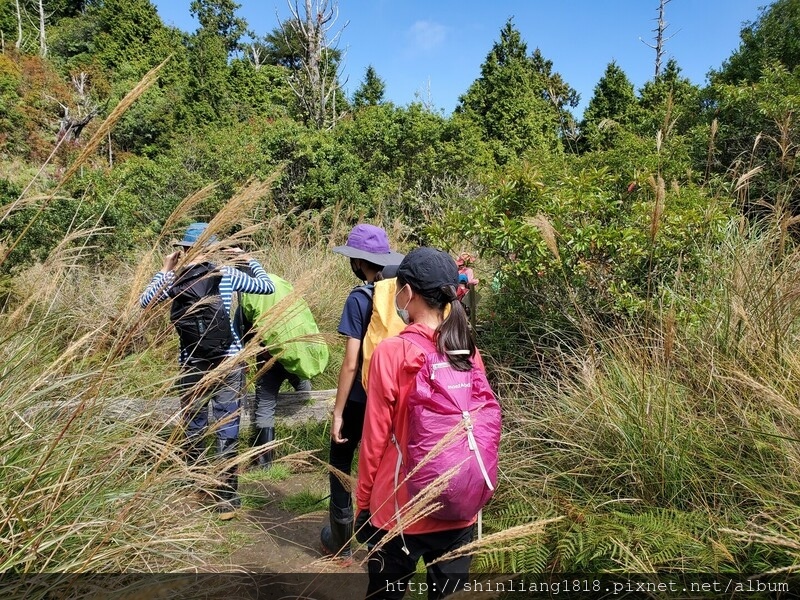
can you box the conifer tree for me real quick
[190,0,247,55]
[456,19,572,163]
[352,65,385,108]
[581,61,636,151]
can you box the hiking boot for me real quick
[320,519,353,561]
[252,427,275,469]
[213,438,240,520]
[214,498,240,521]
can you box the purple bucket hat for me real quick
[332,224,404,267]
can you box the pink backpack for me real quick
[393,330,501,521]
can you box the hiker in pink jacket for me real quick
[356,247,498,600]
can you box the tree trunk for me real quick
[640,0,672,79]
[284,0,345,129]
[38,0,47,57]
[14,0,23,50]
[653,0,670,77]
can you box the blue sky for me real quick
[152,0,766,118]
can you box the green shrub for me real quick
[429,159,732,362]
[475,224,800,574]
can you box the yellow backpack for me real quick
[359,278,407,388]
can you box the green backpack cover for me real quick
[240,274,329,380]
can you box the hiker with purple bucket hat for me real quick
[320,224,404,561]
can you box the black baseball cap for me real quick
[397,247,459,298]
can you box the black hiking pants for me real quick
[366,524,475,599]
[254,349,310,429]
[327,399,366,522]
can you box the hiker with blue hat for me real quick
[320,223,404,561]
[140,221,275,520]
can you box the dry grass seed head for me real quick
[648,174,665,241]
[525,214,560,263]
[430,516,564,566]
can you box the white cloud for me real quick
[407,20,447,53]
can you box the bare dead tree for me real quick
[281,0,348,129]
[38,0,47,57]
[14,0,23,50]
[640,0,675,78]
[72,71,88,98]
[55,72,101,142]
[248,43,264,70]
[414,77,435,112]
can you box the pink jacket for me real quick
[356,322,485,534]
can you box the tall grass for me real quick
[476,218,800,574]
[0,137,408,586]
[0,245,212,581]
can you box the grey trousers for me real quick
[254,350,311,429]
[179,359,246,442]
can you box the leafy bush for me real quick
[429,159,732,362]
[475,226,800,574]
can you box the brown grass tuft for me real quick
[526,213,560,262]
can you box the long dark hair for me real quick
[398,276,476,371]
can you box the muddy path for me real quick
[215,467,369,600]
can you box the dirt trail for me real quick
[217,470,369,600]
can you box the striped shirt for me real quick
[140,259,274,363]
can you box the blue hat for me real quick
[174,222,217,248]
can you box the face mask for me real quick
[350,258,366,281]
[394,285,411,324]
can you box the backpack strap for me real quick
[468,419,495,492]
[352,284,374,341]
[398,329,436,354]
[390,431,410,555]
[350,285,374,376]
[353,283,374,300]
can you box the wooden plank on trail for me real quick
[32,389,337,428]
[244,389,336,425]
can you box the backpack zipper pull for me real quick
[463,411,477,450]
[430,361,448,380]
[431,362,439,380]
